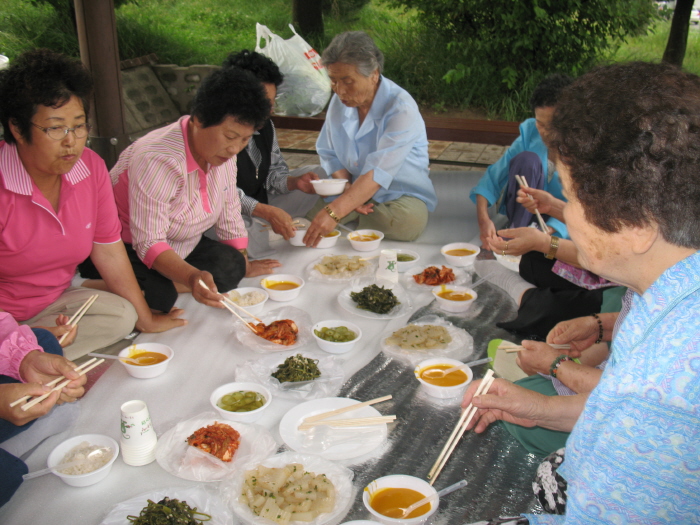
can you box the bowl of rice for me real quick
[228,287,269,315]
[47,434,119,487]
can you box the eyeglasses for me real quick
[32,122,91,141]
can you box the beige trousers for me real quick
[23,287,138,361]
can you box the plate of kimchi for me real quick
[401,264,470,292]
[233,306,313,352]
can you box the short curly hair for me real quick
[550,62,700,248]
[322,31,384,76]
[190,66,270,130]
[222,49,283,87]
[529,74,573,111]
[0,49,93,145]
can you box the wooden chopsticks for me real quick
[198,280,260,333]
[59,294,98,344]
[515,175,549,233]
[427,370,495,485]
[298,415,396,430]
[498,341,571,353]
[298,395,394,431]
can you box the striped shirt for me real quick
[111,116,247,268]
[236,120,290,217]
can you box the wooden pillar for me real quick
[73,0,129,169]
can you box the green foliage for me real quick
[323,0,372,17]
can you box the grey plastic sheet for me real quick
[336,279,544,524]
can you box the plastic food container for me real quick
[261,274,305,301]
[118,343,174,379]
[210,382,272,423]
[228,287,269,315]
[312,320,363,354]
[47,434,119,487]
[432,285,477,313]
[363,474,438,525]
[348,229,384,252]
[395,249,421,273]
[441,242,480,267]
[414,357,474,399]
[310,179,348,196]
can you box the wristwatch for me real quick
[545,235,560,260]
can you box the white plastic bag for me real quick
[255,23,331,117]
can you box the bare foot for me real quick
[246,258,282,277]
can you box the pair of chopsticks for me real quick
[197,280,261,334]
[260,220,306,230]
[10,357,105,411]
[427,370,495,485]
[298,394,394,431]
[498,341,571,353]
[58,294,98,344]
[515,175,548,233]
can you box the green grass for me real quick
[1,0,698,119]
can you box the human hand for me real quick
[38,314,77,347]
[188,271,226,308]
[246,258,282,277]
[461,378,543,433]
[19,350,86,404]
[515,339,562,376]
[491,227,549,256]
[516,187,556,215]
[290,171,321,194]
[478,219,500,251]
[258,205,296,240]
[136,307,187,333]
[354,202,374,215]
[303,208,338,247]
[547,316,600,357]
[0,382,61,425]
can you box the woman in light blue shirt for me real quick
[303,31,437,246]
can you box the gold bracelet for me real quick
[545,235,560,259]
[324,205,341,223]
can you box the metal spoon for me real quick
[23,447,112,480]
[421,357,493,379]
[385,479,468,519]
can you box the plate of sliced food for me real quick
[338,277,413,320]
[306,254,376,282]
[401,264,470,292]
[233,306,312,352]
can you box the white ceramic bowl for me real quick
[348,229,384,252]
[310,179,348,196]
[228,287,269,315]
[414,357,474,399]
[363,474,438,525]
[210,382,272,423]
[118,343,174,379]
[47,434,119,487]
[261,274,305,301]
[432,285,477,313]
[312,320,363,354]
[395,249,421,273]
[441,242,480,267]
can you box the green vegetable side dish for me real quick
[272,354,321,383]
[397,253,416,262]
[314,326,356,342]
[350,284,400,314]
[218,390,266,412]
[127,497,211,524]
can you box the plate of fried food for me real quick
[338,277,413,320]
[401,264,470,292]
[155,412,277,482]
[233,306,312,352]
[379,315,474,365]
[234,352,345,401]
[305,254,376,282]
[222,451,355,525]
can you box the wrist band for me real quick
[592,313,603,344]
[545,235,560,259]
[324,205,340,223]
[549,354,572,379]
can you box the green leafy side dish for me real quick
[127,497,211,524]
[350,284,400,314]
[271,354,321,383]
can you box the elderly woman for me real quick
[462,62,700,523]
[303,31,437,246]
[0,49,184,361]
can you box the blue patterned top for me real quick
[527,251,700,524]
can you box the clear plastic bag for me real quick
[256,23,331,117]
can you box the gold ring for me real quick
[502,249,506,256]
[505,242,509,251]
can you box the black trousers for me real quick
[79,236,246,313]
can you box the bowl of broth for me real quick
[363,474,438,525]
[118,343,173,379]
[261,274,305,301]
[414,357,474,399]
[395,249,421,273]
[348,229,384,252]
[440,242,480,267]
[432,285,477,313]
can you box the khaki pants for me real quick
[24,287,138,361]
[306,195,429,242]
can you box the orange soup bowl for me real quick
[414,357,474,399]
[260,274,305,301]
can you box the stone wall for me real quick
[151,64,220,115]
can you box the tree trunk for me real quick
[663,0,694,65]
[293,0,324,40]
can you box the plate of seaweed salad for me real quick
[338,277,413,319]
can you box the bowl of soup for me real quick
[395,249,421,273]
[210,381,272,423]
[310,178,348,196]
[363,474,438,525]
[316,229,341,249]
[441,242,480,267]
[432,285,477,313]
[348,229,384,252]
[118,343,173,379]
[414,357,474,399]
[261,274,305,301]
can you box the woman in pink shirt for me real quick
[0,49,185,361]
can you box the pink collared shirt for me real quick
[111,116,248,268]
[0,312,42,382]
[0,142,122,321]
